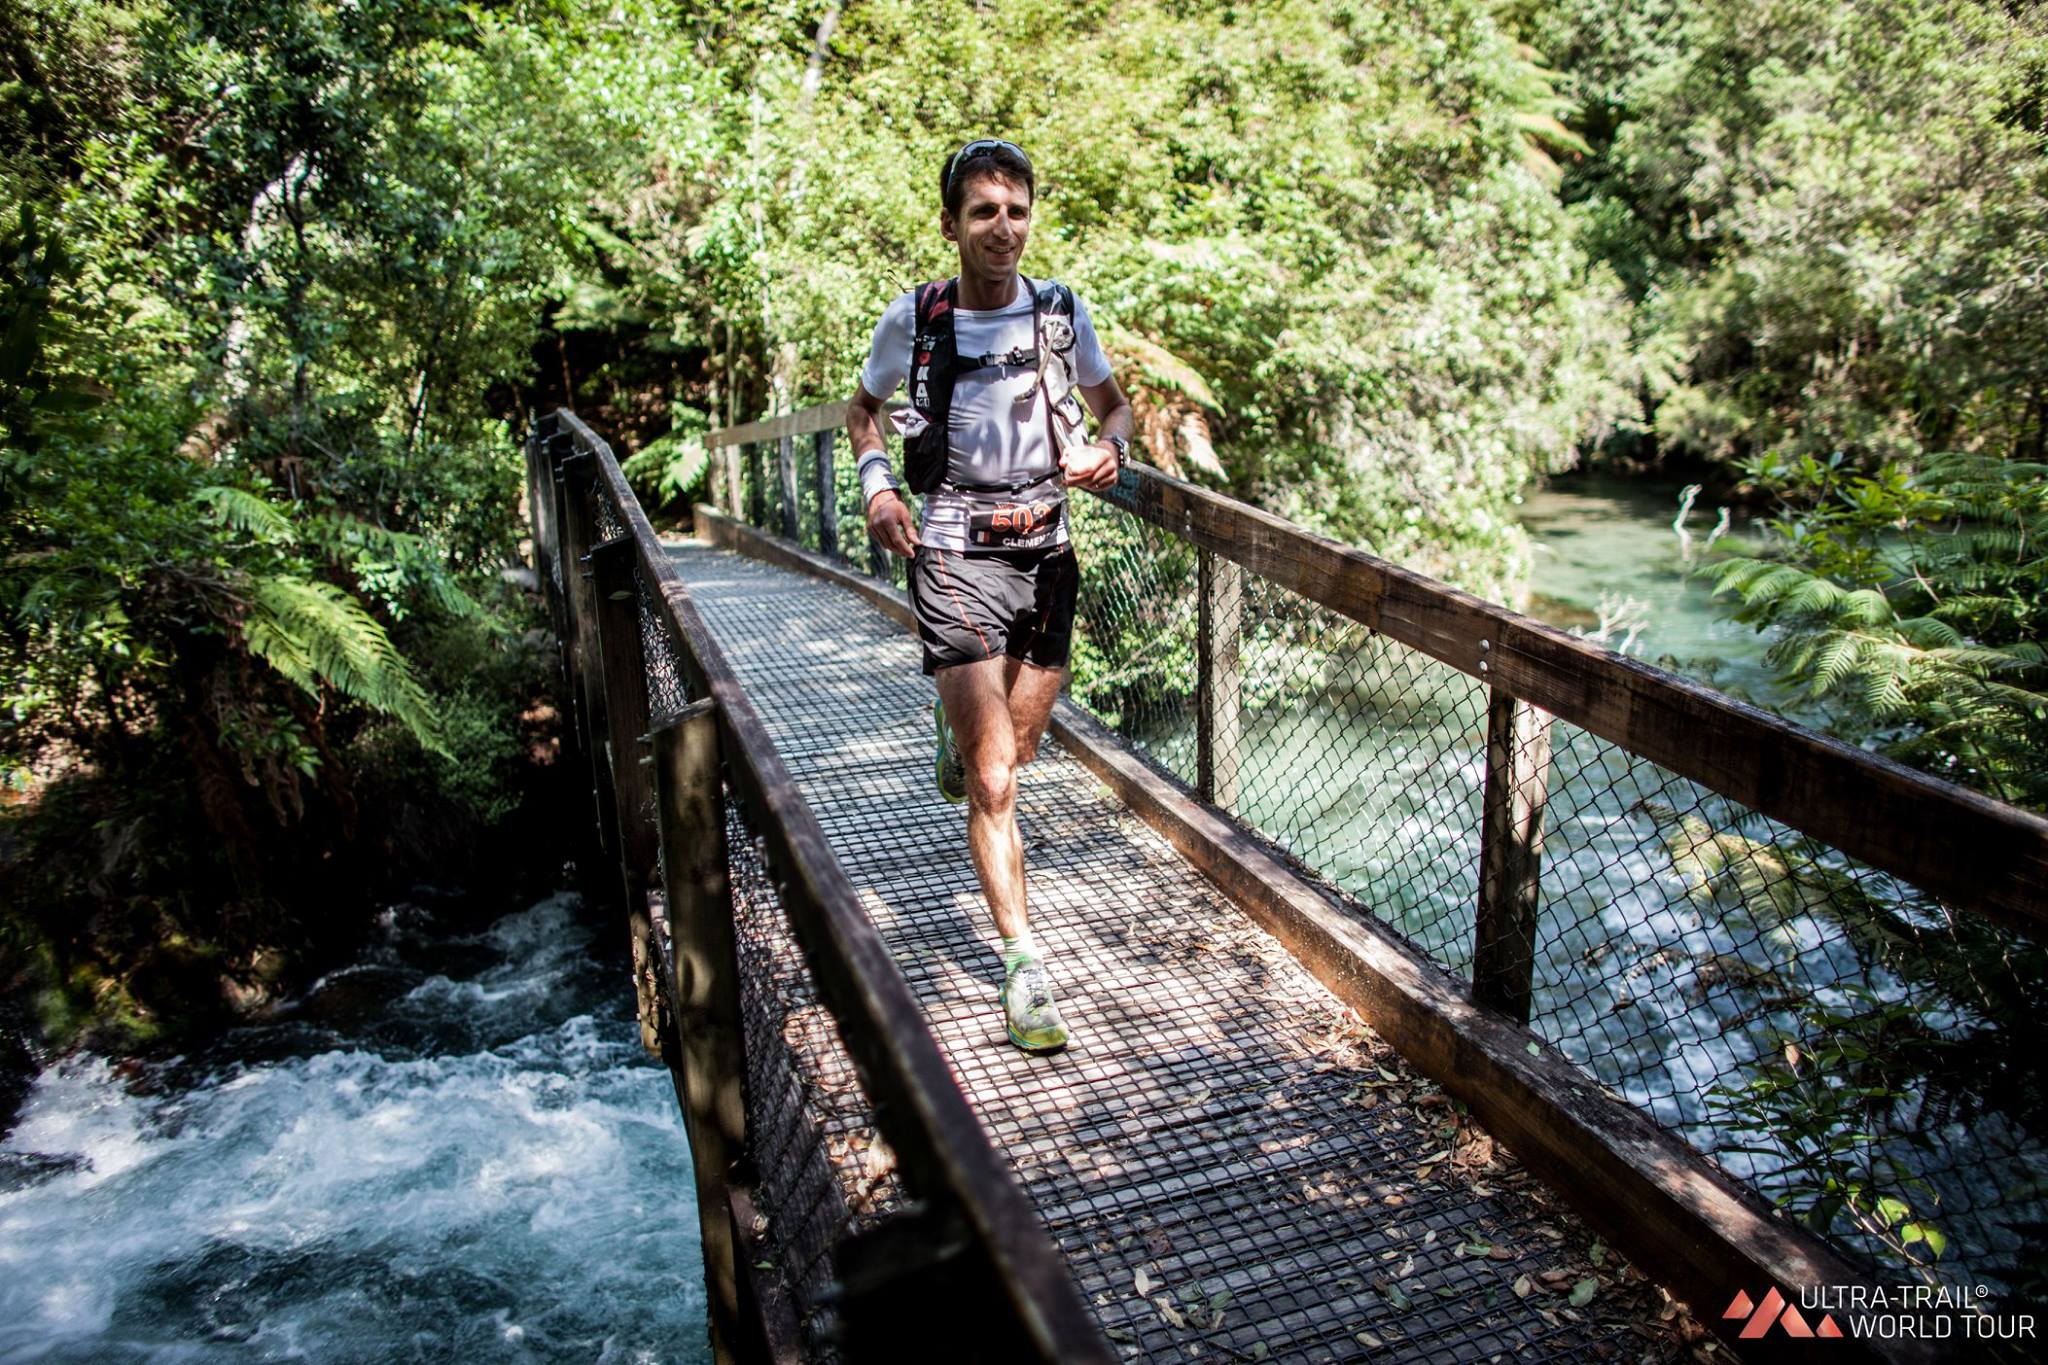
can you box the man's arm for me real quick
[1059,374,1133,493]
[848,386,919,557]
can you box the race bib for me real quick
[968,496,1065,549]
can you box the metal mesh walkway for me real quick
[667,540,1689,1364]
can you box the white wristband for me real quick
[856,450,901,509]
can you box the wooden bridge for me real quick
[526,407,2047,1364]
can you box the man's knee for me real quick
[967,757,1016,813]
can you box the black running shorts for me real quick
[906,545,1079,677]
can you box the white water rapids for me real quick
[0,894,710,1363]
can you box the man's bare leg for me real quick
[938,655,1071,1051]
[1002,657,1065,767]
[936,657,1027,938]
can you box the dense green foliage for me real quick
[0,0,589,1043]
[1528,0,2048,807]
[1707,451,2048,805]
[1,0,2044,1306]
[560,0,1633,594]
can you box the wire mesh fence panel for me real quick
[593,476,627,544]
[549,444,912,1361]
[1072,489,2048,1309]
[637,567,690,725]
[796,439,823,556]
[728,796,907,1361]
[1071,499,1490,970]
[1522,717,2048,1303]
[1069,498,1200,782]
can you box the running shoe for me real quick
[934,697,968,804]
[1001,956,1069,1054]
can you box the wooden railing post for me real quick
[1472,681,1556,1024]
[777,433,800,541]
[524,425,547,580]
[650,699,749,1365]
[540,419,574,654]
[814,429,838,557]
[587,538,662,893]
[1197,549,1244,808]
[746,442,764,527]
[723,441,744,520]
[532,417,570,655]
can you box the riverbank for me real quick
[0,616,584,1128]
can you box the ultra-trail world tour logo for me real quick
[1723,1282,2037,1344]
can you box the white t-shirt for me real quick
[857,277,1111,550]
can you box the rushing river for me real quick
[0,894,709,1363]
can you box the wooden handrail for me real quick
[542,410,1113,1365]
[703,401,903,450]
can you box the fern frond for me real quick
[1832,588,1895,628]
[1923,644,2038,675]
[1930,596,2010,623]
[1859,665,1909,718]
[621,432,710,504]
[301,514,481,620]
[195,485,295,542]
[243,574,447,756]
[1782,576,1849,615]
[1893,616,1962,649]
[1701,556,1782,596]
[1102,327,1225,411]
[1810,631,1866,693]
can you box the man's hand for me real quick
[867,488,920,558]
[1060,440,1121,492]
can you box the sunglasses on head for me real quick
[946,139,1032,197]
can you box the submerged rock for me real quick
[0,1148,87,1190]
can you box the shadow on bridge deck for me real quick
[666,539,1707,1364]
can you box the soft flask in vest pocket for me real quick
[1048,390,1089,452]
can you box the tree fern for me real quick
[243,574,447,757]
[1706,448,2048,807]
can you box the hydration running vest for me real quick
[902,276,1089,495]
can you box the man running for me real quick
[845,138,1133,1055]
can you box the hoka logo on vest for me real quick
[1724,1287,1844,1339]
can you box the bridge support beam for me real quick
[1472,685,1555,1024]
[588,537,663,891]
[829,1204,1035,1364]
[651,699,752,1365]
